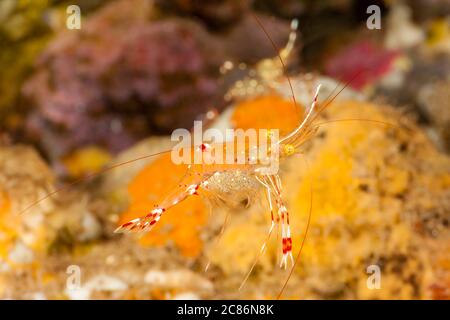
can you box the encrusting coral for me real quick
[1,78,449,299]
[119,154,208,258]
[206,91,450,299]
[0,145,105,298]
[106,80,449,299]
[1,0,449,301]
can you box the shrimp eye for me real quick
[283,144,295,156]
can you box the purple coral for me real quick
[22,0,291,161]
[23,1,226,158]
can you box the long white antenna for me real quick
[280,84,321,144]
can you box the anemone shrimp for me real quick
[20,14,402,299]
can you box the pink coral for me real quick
[23,1,225,158]
[325,41,399,90]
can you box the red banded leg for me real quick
[267,174,294,269]
[239,176,278,291]
[114,181,202,234]
[277,200,294,269]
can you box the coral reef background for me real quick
[0,0,449,299]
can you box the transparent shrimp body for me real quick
[115,80,322,276]
[115,19,316,273]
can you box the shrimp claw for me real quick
[114,207,166,233]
